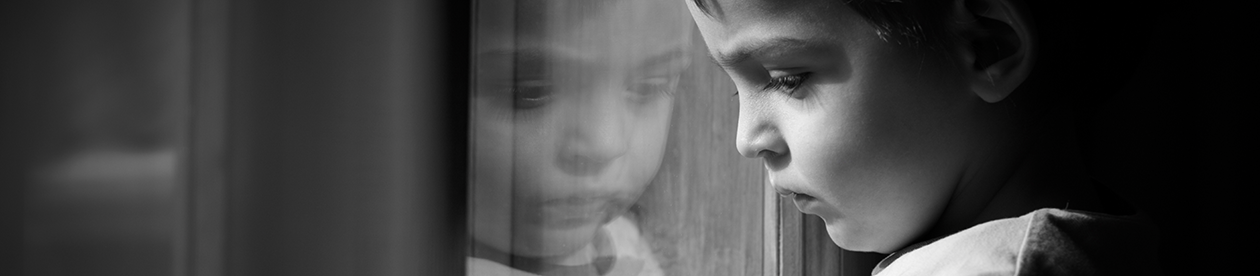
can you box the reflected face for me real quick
[472,0,691,258]
[687,0,983,253]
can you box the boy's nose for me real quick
[557,96,629,176]
[735,98,787,159]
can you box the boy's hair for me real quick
[691,0,1153,117]
[691,0,950,48]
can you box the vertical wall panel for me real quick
[187,0,229,275]
[198,0,467,275]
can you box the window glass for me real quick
[468,0,766,275]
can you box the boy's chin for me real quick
[511,221,602,258]
[824,220,898,254]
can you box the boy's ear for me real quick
[950,0,1036,103]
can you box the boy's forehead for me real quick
[690,0,856,61]
[476,0,692,67]
[485,0,690,40]
[690,0,852,37]
[489,0,691,52]
[691,0,830,19]
[518,0,690,24]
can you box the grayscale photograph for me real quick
[1,0,1244,275]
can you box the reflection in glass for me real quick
[469,0,692,275]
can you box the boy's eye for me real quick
[513,80,553,109]
[762,73,811,97]
[627,76,677,100]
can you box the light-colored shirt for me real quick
[873,208,1161,276]
[468,216,663,276]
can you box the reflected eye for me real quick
[513,80,553,109]
[762,73,811,97]
[626,76,677,102]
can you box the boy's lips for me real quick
[774,186,798,197]
[531,195,624,229]
[791,193,822,214]
[770,174,807,199]
[773,185,817,212]
[771,176,825,215]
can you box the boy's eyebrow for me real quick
[637,47,689,71]
[479,48,549,64]
[477,47,571,80]
[480,47,579,68]
[485,47,688,73]
[709,37,822,68]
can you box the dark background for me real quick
[1076,2,1247,275]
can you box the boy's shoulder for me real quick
[873,208,1161,276]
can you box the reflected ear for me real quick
[951,0,1035,103]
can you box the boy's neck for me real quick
[471,226,616,274]
[923,108,1113,242]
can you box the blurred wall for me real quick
[2,1,188,275]
[206,0,466,275]
[2,0,469,275]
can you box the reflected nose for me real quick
[735,97,787,159]
[557,95,629,176]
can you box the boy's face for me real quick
[472,0,690,258]
[688,0,985,253]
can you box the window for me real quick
[465,1,884,275]
[4,1,881,275]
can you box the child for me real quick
[468,0,692,275]
[683,0,1160,274]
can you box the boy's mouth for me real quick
[774,185,822,214]
[790,193,820,214]
[532,195,624,229]
[774,186,798,198]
